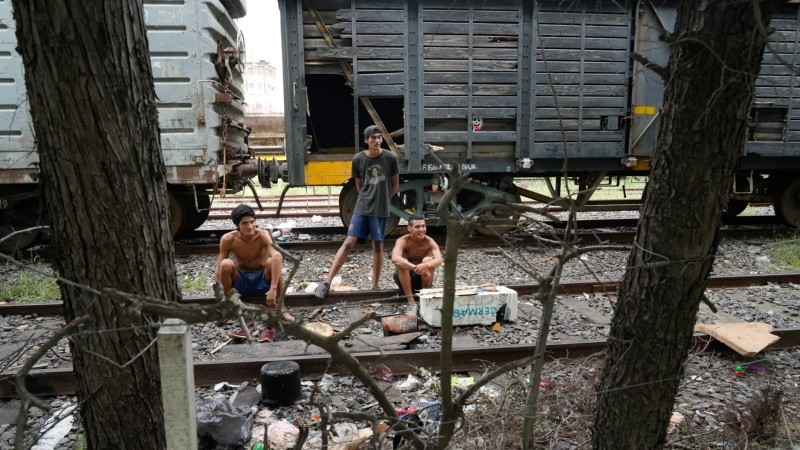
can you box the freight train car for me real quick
[0,0,255,251]
[268,0,800,234]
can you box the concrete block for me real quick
[158,319,198,450]
[419,285,518,327]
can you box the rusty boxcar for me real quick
[268,0,800,234]
[0,0,255,251]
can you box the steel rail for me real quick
[2,328,798,398]
[4,271,800,317]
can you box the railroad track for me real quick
[3,328,798,398]
[3,272,798,397]
[173,222,786,255]
[4,271,800,317]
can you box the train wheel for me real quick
[338,180,401,235]
[773,179,800,227]
[0,187,42,252]
[722,199,748,220]
[167,190,186,238]
[182,193,211,231]
[475,194,521,236]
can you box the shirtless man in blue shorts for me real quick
[216,204,289,340]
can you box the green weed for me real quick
[0,267,61,302]
[768,238,800,269]
[180,273,210,293]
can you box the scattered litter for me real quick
[477,384,502,400]
[492,322,502,333]
[451,375,474,389]
[331,275,343,288]
[214,382,240,391]
[304,321,335,337]
[267,419,300,450]
[305,282,319,293]
[539,378,551,389]
[31,402,76,450]
[297,234,311,240]
[397,374,421,391]
[694,322,779,357]
[196,397,254,447]
[416,398,442,425]
[369,363,394,382]
[311,215,323,222]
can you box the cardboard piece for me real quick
[694,322,780,357]
[418,284,518,327]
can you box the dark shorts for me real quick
[394,270,424,293]
[234,268,271,296]
[348,213,388,241]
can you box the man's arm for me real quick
[417,237,443,273]
[390,173,399,196]
[261,230,282,306]
[355,177,363,192]
[391,237,416,271]
[215,234,232,282]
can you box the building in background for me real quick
[244,60,282,115]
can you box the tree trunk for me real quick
[592,1,780,448]
[12,1,180,448]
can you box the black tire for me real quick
[722,199,748,221]
[182,193,211,231]
[773,178,800,227]
[0,187,42,252]
[167,190,187,238]
[338,180,401,235]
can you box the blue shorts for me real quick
[347,214,387,241]
[234,268,271,296]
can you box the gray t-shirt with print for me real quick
[352,149,399,218]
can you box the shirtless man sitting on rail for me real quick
[391,215,443,307]
[216,204,290,341]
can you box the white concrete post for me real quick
[158,319,197,449]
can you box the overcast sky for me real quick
[237,0,283,77]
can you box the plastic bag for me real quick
[196,397,255,448]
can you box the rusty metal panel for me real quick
[0,1,252,189]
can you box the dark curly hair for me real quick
[231,204,255,227]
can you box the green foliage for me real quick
[0,266,60,302]
[76,435,87,450]
[768,238,800,269]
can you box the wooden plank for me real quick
[534,49,629,62]
[422,34,520,48]
[534,107,627,118]
[422,47,519,59]
[424,84,519,96]
[694,323,779,358]
[335,9,405,22]
[422,0,519,9]
[423,59,519,71]
[425,130,517,142]
[534,97,627,108]
[425,107,518,119]
[356,72,406,85]
[425,72,519,84]
[533,131,625,142]
[424,95,517,107]
[421,9,520,23]
[537,11,630,26]
[533,142,624,156]
[532,60,629,73]
[538,36,629,50]
[537,24,630,38]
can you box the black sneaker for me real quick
[314,282,330,300]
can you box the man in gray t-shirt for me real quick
[315,125,399,299]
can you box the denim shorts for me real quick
[347,213,387,241]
